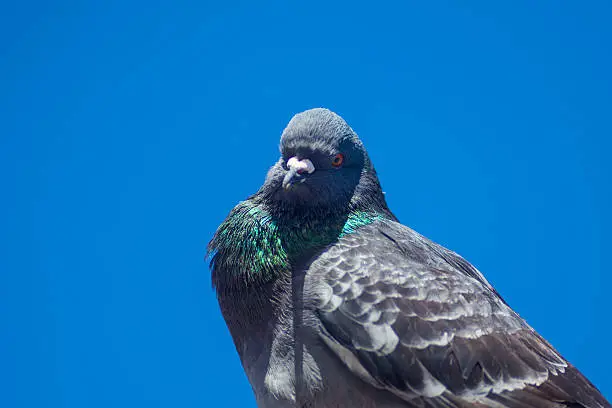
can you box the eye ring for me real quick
[331,153,344,168]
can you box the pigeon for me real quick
[208,108,610,408]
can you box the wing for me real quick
[308,220,609,408]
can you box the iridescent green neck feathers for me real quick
[209,200,387,293]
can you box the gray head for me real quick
[259,108,390,215]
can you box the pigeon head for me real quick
[260,108,388,214]
[210,108,396,293]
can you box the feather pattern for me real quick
[307,219,608,407]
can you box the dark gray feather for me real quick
[308,219,609,407]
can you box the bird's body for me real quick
[209,109,609,407]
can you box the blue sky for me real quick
[1,1,611,407]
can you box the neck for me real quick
[208,195,392,295]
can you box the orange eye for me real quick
[332,153,344,167]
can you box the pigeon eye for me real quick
[331,153,344,168]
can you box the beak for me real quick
[282,168,304,190]
[282,157,315,190]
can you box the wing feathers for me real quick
[309,220,610,407]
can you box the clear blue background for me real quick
[2,1,610,407]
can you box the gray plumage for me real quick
[209,108,609,407]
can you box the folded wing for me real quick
[308,220,609,407]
